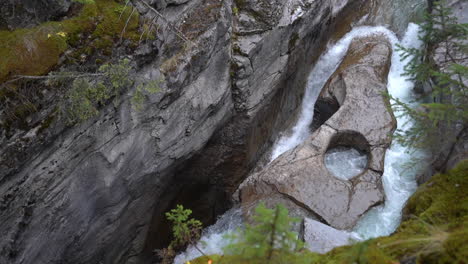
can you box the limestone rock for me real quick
[303,218,356,254]
[238,35,395,230]
[0,0,72,29]
[166,0,191,5]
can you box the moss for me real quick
[0,27,66,82]
[0,0,146,130]
[0,0,141,83]
[188,161,468,264]
[92,0,140,42]
[0,4,96,82]
[404,161,468,225]
[358,160,467,264]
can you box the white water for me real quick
[270,25,401,161]
[173,208,243,264]
[270,23,428,239]
[325,147,368,180]
[175,23,428,263]
[353,23,428,239]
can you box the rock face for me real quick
[0,0,376,263]
[0,0,72,30]
[238,35,395,230]
[303,218,355,254]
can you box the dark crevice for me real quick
[310,96,340,131]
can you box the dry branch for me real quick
[132,0,192,43]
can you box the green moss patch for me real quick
[94,0,140,41]
[0,4,96,82]
[0,0,140,83]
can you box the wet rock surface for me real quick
[238,35,395,230]
[303,218,355,254]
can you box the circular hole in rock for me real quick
[325,131,370,180]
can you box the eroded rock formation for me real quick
[238,35,395,230]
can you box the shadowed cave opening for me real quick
[310,96,340,131]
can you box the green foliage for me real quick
[64,59,159,123]
[223,203,309,264]
[391,0,468,152]
[157,205,203,264]
[66,78,100,122]
[232,6,239,16]
[131,80,161,110]
[166,205,203,249]
[65,59,128,123]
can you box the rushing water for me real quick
[353,24,428,239]
[175,22,428,263]
[325,147,368,181]
[271,25,400,161]
[272,26,386,161]
[270,23,428,239]
[173,208,243,264]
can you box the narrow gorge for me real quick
[0,0,466,264]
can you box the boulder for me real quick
[303,218,356,254]
[238,35,395,230]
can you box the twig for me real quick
[119,0,130,20]
[120,7,136,42]
[133,0,192,43]
[1,84,38,112]
[139,15,157,43]
[3,73,104,85]
[193,243,208,258]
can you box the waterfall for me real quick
[353,23,428,239]
[270,25,400,161]
[271,23,428,239]
[174,23,428,263]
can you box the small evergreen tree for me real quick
[223,203,308,264]
[390,0,467,154]
[166,205,203,249]
[157,205,203,264]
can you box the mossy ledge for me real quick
[190,160,468,264]
[0,0,140,83]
